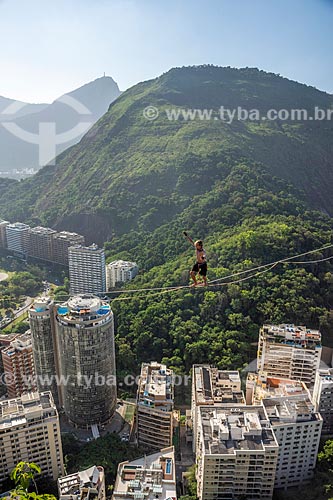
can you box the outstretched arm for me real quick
[183,231,195,246]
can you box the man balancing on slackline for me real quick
[183,232,208,286]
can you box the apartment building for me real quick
[0,220,9,248]
[29,297,59,407]
[313,368,333,434]
[1,332,37,398]
[191,365,245,452]
[69,244,106,295]
[28,226,57,261]
[137,362,174,450]
[196,405,279,500]
[0,391,64,485]
[260,382,322,489]
[258,324,321,385]
[112,447,176,500]
[0,333,19,373]
[5,222,30,256]
[55,295,117,427]
[58,465,105,500]
[52,231,85,266]
[106,260,138,289]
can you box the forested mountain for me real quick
[1,66,333,376]
[0,66,332,234]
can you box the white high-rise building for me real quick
[5,222,30,256]
[257,376,323,489]
[313,368,333,434]
[69,244,106,295]
[196,405,279,500]
[0,391,64,485]
[106,260,138,289]
[258,324,321,385]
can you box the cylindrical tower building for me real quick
[55,294,116,427]
[29,297,60,406]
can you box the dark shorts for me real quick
[191,262,207,277]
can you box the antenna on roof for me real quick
[103,72,106,77]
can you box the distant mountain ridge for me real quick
[0,96,48,120]
[0,65,332,245]
[0,76,121,177]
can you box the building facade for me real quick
[5,222,30,256]
[69,244,106,295]
[29,297,60,407]
[106,260,138,289]
[1,332,37,398]
[52,231,85,266]
[0,391,64,485]
[313,368,333,434]
[196,405,279,500]
[55,295,116,427]
[113,447,177,500]
[58,465,105,500]
[0,220,9,248]
[257,324,321,385]
[28,226,57,262]
[136,362,174,450]
[259,378,322,489]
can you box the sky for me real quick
[0,0,332,103]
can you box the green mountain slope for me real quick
[0,66,332,243]
[1,66,333,376]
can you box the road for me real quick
[13,296,34,319]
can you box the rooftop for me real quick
[2,331,32,354]
[261,324,321,348]
[248,373,310,403]
[107,260,138,268]
[56,295,112,325]
[29,226,57,235]
[193,365,245,405]
[30,296,53,313]
[54,231,83,240]
[58,465,104,500]
[68,244,104,254]
[199,406,278,455]
[0,392,56,430]
[138,362,174,408]
[263,395,320,424]
[6,222,30,230]
[113,447,176,500]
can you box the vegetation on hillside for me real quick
[0,66,332,239]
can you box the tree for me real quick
[10,461,56,500]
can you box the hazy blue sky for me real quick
[1,0,332,102]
